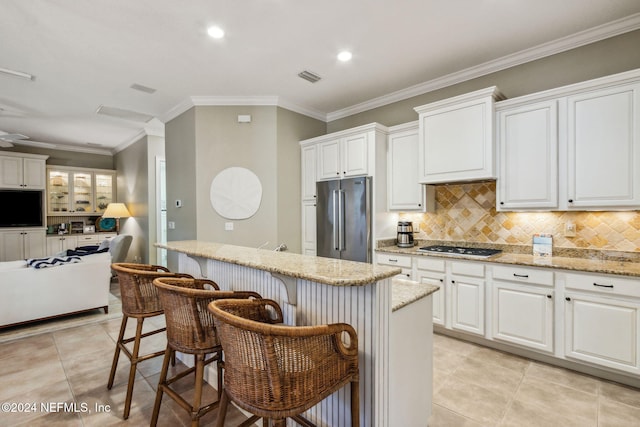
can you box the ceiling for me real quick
[1,1,640,154]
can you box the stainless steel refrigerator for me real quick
[316,176,371,263]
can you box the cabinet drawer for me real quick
[376,253,412,268]
[564,272,640,299]
[493,265,554,287]
[416,257,445,273]
[451,261,485,278]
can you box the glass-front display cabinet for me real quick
[47,167,115,216]
[95,173,114,214]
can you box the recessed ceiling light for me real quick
[207,26,225,39]
[337,51,352,62]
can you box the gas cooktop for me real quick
[417,245,502,258]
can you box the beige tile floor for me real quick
[1,280,640,426]
[431,333,640,426]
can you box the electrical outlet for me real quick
[225,222,234,231]
[168,221,175,230]
[564,221,576,237]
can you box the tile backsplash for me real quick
[399,181,640,252]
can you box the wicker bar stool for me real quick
[150,277,262,427]
[208,298,360,427]
[108,263,195,419]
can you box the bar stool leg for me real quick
[123,317,144,419]
[150,346,172,427]
[351,379,360,427]
[215,390,229,427]
[191,354,205,427]
[107,315,128,389]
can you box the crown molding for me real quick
[161,95,327,123]
[326,13,640,122]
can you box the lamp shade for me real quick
[102,203,131,218]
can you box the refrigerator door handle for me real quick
[332,190,339,250]
[338,189,346,251]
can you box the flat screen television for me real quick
[0,190,44,227]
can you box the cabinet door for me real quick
[567,82,640,208]
[22,158,46,189]
[451,275,485,335]
[48,170,71,214]
[301,145,317,200]
[342,133,369,177]
[23,230,46,259]
[71,172,93,214]
[565,293,639,374]
[317,139,341,180]
[301,200,316,256]
[388,128,425,210]
[492,281,554,353]
[95,172,115,214]
[0,231,24,261]
[0,156,23,188]
[497,101,558,209]
[417,272,445,326]
[418,95,495,183]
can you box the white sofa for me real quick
[0,251,112,328]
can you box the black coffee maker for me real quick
[397,221,414,248]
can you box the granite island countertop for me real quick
[392,278,439,312]
[377,240,640,278]
[157,240,402,286]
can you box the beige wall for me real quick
[114,134,165,264]
[164,105,325,267]
[165,108,197,271]
[328,29,640,132]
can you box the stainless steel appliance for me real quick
[316,177,371,263]
[417,245,502,258]
[397,221,414,248]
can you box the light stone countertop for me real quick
[392,278,439,312]
[377,242,640,278]
[157,240,401,286]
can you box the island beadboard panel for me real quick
[398,181,640,252]
[176,252,392,426]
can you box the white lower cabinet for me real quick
[377,250,640,381]
[46,235,78,255]
[301,201,316,256]
[492,265,554,353]
[376,252,413,279]
[0,228,46,261]
[563,272,640,375]
[450,261,485,336]
[416,257,446,326]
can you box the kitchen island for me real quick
[157,240,439,426]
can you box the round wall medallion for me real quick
[210,167,262,219]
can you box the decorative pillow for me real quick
[26,256,82,269]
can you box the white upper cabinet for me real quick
[317,132,369,180]
[496,69,640,211]
[497,100,559,209]
[0,152,48,189]
[301,144,317,201]
[387,122,428,211]
[566,82,640,208]
[414,87,503,184]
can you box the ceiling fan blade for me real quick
[11,140,56,149]
[0,133,28,141]
[0,140,14,148]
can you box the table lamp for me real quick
[102,203,131,234]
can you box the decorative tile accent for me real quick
[402,182,640,252]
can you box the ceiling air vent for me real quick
[298,70,321,83]
[130,83,157,94]
[96,105,154,123]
